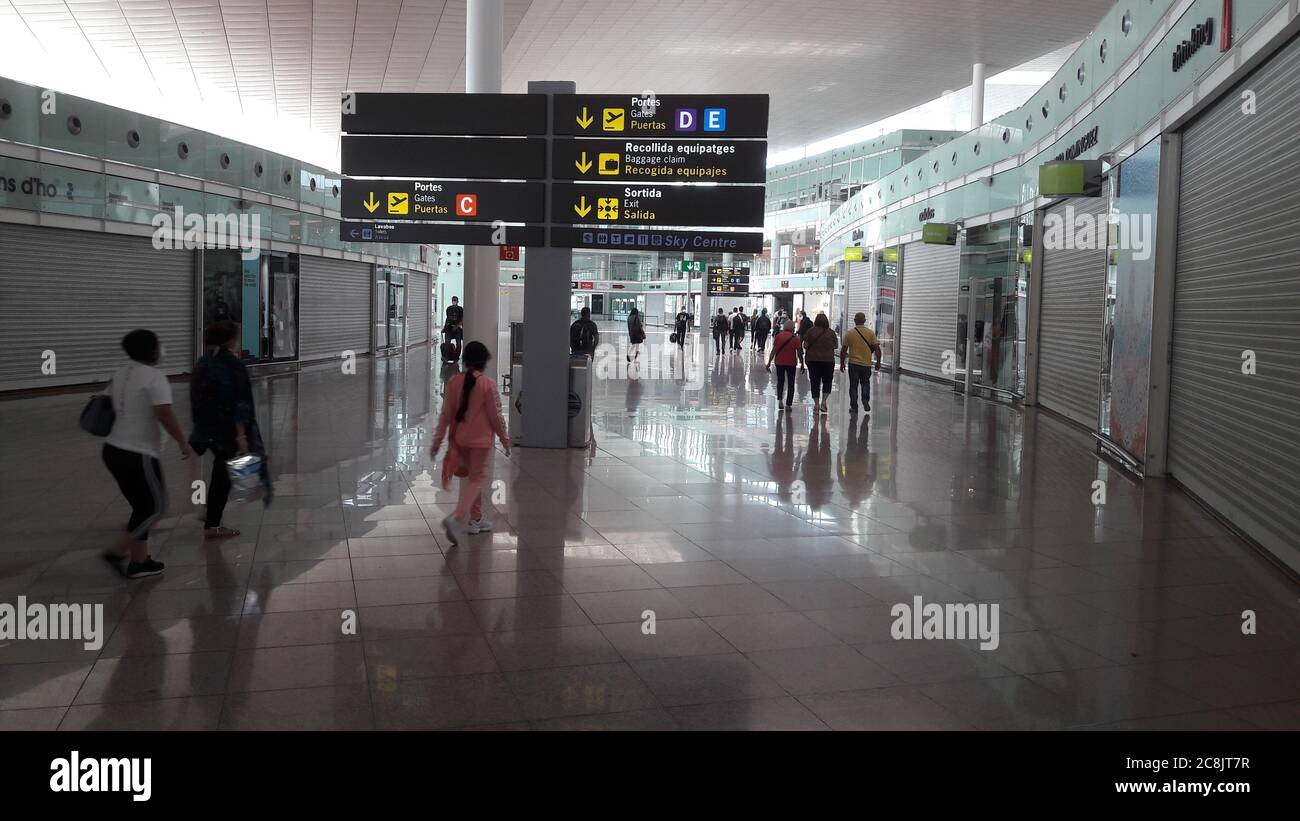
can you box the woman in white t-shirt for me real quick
[101,329,193,579]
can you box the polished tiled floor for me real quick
[1,328,1297,730]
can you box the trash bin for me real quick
[568,354,592,448]
[509,363,524,445]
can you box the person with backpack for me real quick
[100,329,192,579]
[674,305,690,349]
[570,306,600,359]
[765,320,805,412]
[711,308,728,356]
[442,296,464,362]
[626,306,646,363]
[840,311,883,414]
[753,309,772,353]
[430,341,510,546]
[802,313,839,415]
[730,308,746,352]
[189,320,265,540]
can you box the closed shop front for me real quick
[1167,32,1300,572]
[0,223,194,391]
[898,240,958,379]
[407,270,430,346]
[299,255,371,362]
[845,258,872,328]
[1035,196,1107,428]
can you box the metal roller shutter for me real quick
[898,241,958,378]
[845,259,872,326]
[299,255,371,362]
[1168,33,1300,572]
[407,271,429,346]
[0,223,194,391]
[1036,197,1107,428]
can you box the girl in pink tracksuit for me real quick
[430,341,510,545]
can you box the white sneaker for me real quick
[441,515,468,546]
[468,519,492,534]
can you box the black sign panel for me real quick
[341,221,545,247]
[340,180,544,223]
[551,227,763,254]
[553,138,767,183]
[707,265,751,295]
[551,183,765,228]
[554,94,770,138]
[341,93,547,135]
[341,136,546,179]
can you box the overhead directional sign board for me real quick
[552,183,765,228]
[341,93,547,135]
[553,138,767,183]
[342,222,545,247]
[339,91,769,246]
[551,227,764,254]
[341,135,546,179]
[708,265,751,295]
[553,94,770,138]
[340,180,544,223]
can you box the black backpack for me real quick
[570,320,593,352]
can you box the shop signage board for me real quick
[844,246,864,261]
[340,91,768,246]
[340,180,544,223]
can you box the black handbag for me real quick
[79,369,121,437]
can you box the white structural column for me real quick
[970,62,986,130]
[464,0,504,362]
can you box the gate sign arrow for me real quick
[575,106,594,129]
[363,192,381,213]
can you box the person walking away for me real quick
[803,313,838,415]
[711,308,728,356]
[766,320,805,412]
[101,329,192,579]
[626,306,646,363]
[430,341,510,546]
[754,309,772,353]
[731,308,746,352]
[442,295,465,360]
[797,310,814,340]
[570,306,600,359]
[840,311,882,414]
[189,320,264,539]
[674,305,690,349]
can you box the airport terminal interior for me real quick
[0,0,1297,732]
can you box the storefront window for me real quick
[1100,137,1161,464]
[375,266,406,350]
[203,249,299,362]
[876,247,899,366]
[957,218,1027,395]
[266,253,299,361]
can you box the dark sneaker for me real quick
[863,401,871,412]
[124,557,164,579]
[102,550,127,576]
[850,405,858,414]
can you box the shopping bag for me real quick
[225,453,269,505]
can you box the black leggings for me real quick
[103,444,167,538]
[775,365,796,405]
[807,361,834,399]
[206,446,236,528]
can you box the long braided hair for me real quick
[456,341,491,422]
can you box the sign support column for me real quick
[521,80,577,449]
[464,0,505,371]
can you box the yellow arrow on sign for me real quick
[575,106,594,129]
[575,151,593,173]
[363,192,380,213]
[574,195,592,218]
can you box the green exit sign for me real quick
[675,260,704,273]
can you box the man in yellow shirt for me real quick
[839,312,882,414]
